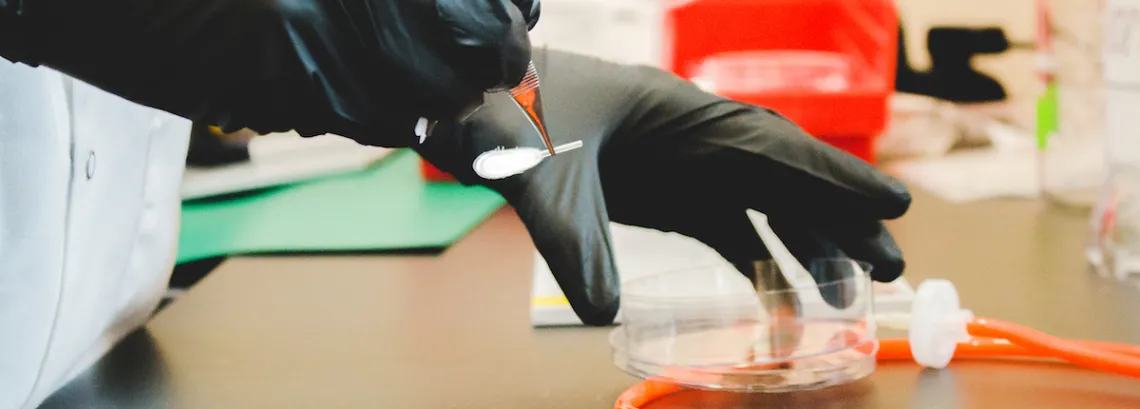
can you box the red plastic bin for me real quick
[664,0,899,163]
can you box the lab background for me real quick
[39,1,1140,409]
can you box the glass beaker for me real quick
[1087,0,1140,280]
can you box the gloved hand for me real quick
[417,49,912,325]
[3,0,540,146]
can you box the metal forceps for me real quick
[745,261,803,366]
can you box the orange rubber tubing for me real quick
[964,317,1140,377]
[614,317,1140,408]
[614,379,684,409]
[878,318,1140,374]
[877,337,1140,360]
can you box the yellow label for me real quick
[531,296,570,307]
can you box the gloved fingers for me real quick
[414,92,536,184]
[664,209,774,285]
[516,178,620,326]
[766,216,904,284]
[435,0,534,90]
[417,84,622,326]
[617,84,911,222]
[823,220,906,283]
[766,218,858,309]
[511,0,542,30]
[703,130,910,223]
[648,207,771,266]
[664,209,858,310]
[498,141,618,326]
[353,114,434,147]
[283,108,428,147]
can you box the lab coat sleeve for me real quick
[0,58,191,409]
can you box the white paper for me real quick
[887,118,1043,203]
[180,132,391,200]
[889,148,1040,203]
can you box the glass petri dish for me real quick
[609,258,877,392]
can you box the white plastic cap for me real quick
[908,279,973,369]
[472,147,545,180]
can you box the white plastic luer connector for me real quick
[908,279,974,369]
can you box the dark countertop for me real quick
[41,190,1140,409]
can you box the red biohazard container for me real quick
[664,0,899,163]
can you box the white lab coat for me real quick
[0,59,191,408]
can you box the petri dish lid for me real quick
[610,259,879,392]
[609,326,877,393]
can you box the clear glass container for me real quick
[609,258,877,393]
[1087,0,1140,280]
[1037,0,1108,210]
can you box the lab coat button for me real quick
[86,151,96,179]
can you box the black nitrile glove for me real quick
[2,0,540,146]
[417,49,912,326]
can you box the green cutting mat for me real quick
[177,149,506,264]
